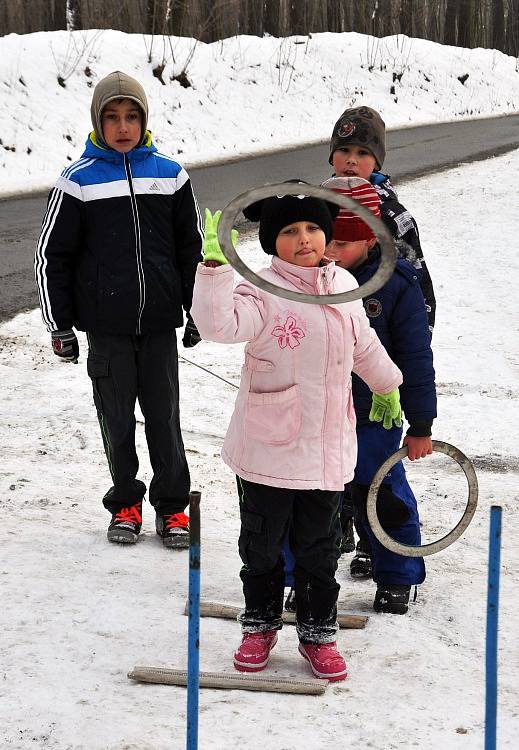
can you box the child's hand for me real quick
[182,313,202,348]
[403,435,433,460]
[202,209,238,266]
[51,329,79,363]
[369,389,402,430]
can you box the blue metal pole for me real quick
[485,505,502,750]
[187,491,201,750]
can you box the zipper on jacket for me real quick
[124,154,145,334]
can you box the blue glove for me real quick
[203,208,238,265]
[369,389,402,430]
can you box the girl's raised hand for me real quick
[202,208,238,266]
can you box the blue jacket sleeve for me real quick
[390,275,437,430]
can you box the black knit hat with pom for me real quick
[242,181,339,255]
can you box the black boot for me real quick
[350,539,372,579]
[284,587,296,612]
[373,584,411,615]
[340,515,355,554]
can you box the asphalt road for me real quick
[1,113,518,324]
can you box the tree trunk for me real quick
[457,0,476,48]
[505,0,519,56]
[444,0,458,45]
[263,0,279,36]
[400,0,414,37]
[492,0,505,52]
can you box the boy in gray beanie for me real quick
[327,104,436,578]
[35,71,203,548]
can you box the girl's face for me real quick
[332,145,377,180]
[101,98,142,153]
[326,238,373,270]
[275,221,326,267]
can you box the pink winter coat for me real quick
[191,257,402,491]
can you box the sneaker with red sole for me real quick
[233,630,278,672]
[107,501,143,544]
[155,511,190,548]
[298,641,347,681]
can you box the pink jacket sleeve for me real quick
[191,264,265,344]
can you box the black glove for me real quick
[51,329,79,362]
[182,313,201,348]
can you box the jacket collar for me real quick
[271,256,337,295]
[81,130,157,163]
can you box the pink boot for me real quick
[233,630,278,672]
[298,641,347,681]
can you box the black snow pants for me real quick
[86,331,190,515]
[236,477,342,644]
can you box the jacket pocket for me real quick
[245,385,302,445]
[245,353,274,372]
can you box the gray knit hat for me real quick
[91,71,148,147]
[328,106,386,169]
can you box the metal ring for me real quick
[217,182,397,305]
[366,440,478,557]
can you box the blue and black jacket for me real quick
[352,247,437,436]
[35,133,203,335]
[371,171,436,333]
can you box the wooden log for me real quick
[128,666,327,695]
[183,600,368,629]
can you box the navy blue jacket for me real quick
[371,171,436,333]
[35,133,203,335]
[351,248,436,435]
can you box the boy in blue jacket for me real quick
[322,176,436,614]
[328,105,436,576]
[35,71,203,548]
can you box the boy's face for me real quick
[101,98,142,153]
[326,238,374,270]
[332,146,377,180]
[275,221,326,267]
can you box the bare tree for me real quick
[0,0,67,34]
[492,0,506,51]
[0,0,515,54]
[506,0,519,55]
[444,0,458,44]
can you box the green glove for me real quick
[202,208,238,265]
[369,388,403,430]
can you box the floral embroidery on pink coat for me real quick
[271,315,306,349]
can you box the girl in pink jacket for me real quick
[191,185,402,681]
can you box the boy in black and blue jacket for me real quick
[327,105,436,577]
[328,105,435,333]
[35,71,203,548]
[323,176,436,614]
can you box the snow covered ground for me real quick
[1,28,519,197]
[1,139,519,747]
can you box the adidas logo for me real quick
[149,182,160,192]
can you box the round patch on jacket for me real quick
[365,298,382,317]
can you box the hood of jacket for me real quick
[370,171,399,202]
[90,70,149,147]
